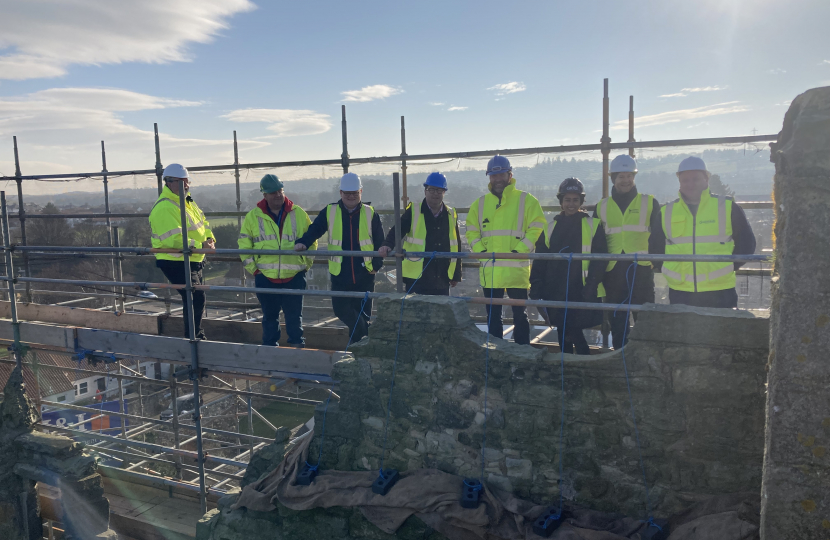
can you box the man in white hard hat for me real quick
[651,156,756,308]
[593,154,663,350]
[295,172,385,344]
[149,163,215,339]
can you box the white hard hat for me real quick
[339,172,362,191]
[677,156,707,173]
[610,155,638,174]
[162,163,189,179]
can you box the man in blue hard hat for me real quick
[294,172,385,344]
[651,156,756,308]
[593,154,663,350]
[379,172,462,295]
[466,155,546,345]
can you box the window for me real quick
[140,365,147,376]
[57,395,66,403]
[78,382,88,395]
[739,279,750,297]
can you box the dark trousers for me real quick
[157,260,206,339]
[669,287,738,309]
[482,288,530,345]
[255,272,306,347]
[331,275,375,345]
[403,277,449,296]
[603,263,655,350]
[555,324,591,355]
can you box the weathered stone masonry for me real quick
[307,296,769,519]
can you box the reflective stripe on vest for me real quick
[326,203,376,275]
[661,191,735,292]
[598,193,652,270]
[402,204,459,280]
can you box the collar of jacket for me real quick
[678,187,713,209]
[611,185,639,209]
[338,199,366,213]
[420,198,446,216]
[487,176,518,201]
[161,185,190,203]
[257,197,294,218]
[554,209,590,222]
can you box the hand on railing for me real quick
[378,246,391,257]
[294,243,307,252]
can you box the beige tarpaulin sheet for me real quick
[232,431,759,540]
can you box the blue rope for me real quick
[378,252,437,473]
[479,252,496,481]
[618,254,653,522]
[546,250,573,524]
[307,290,371,471]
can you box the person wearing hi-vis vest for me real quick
[652,156,756,308]
[149,163,215,340]
[465,155,546,345]
[530,178,607,355]
[238,174,315,348]
[294,172,385,344]
[593,155,663,350]
[378,172,462,295]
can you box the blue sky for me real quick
[0,0,828,190]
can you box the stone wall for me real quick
[309,296,768,519]
[0,365,115,540]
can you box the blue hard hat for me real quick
[486,155,512,176]
[424,172,448,191]
[677,156,707,173]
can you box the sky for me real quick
[0,0,828,193]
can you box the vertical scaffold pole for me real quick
[1,192,22,369]
[341,105,350,174]
[392,172,403,293]
[400,116,409,208]
[102,141,118,312]
[246,379,254,458]
[601,79,611,198]
[12,137,31,303]
[600,80,611,350]
[117,361,127,441]
[234,131,247,318]
[113,227,125,311]
[628,96,636,158]
[177,179,207,513]
[169,369,182,479]
[154,124,163,195]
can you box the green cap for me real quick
[260,174,284,194]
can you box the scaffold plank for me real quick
[0,301,159,334]
[0,319,75,348]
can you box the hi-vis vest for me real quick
[465,178,546,289]
[149,186,213,262]
[326,203,376,276]
[401,202,459,280]
[546,215,606,297]
[661,189,735,293]
[597,193,655,271]
[238,204,314,280]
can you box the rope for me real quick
[618,254,653,522]
[306,290,370,471]
[479,252,496,481]
[378,252,437,473]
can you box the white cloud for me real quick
[681,86,726,92]
[612,102,749,130]
[341,85,403,102]
[661,86,726,98]
[0,0,255,80]
[767,68,787,75]
[222,108,332,137]
[428,102,445,106]
[487,82,526,96]
[820,60,830,65]
[686,122,709,129]
[447,106,468,111]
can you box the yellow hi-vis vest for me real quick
[149,186,213,262]
[238,204,315,280]
[661,189,736,293]
[597,193,655,271]
[545,215,606,297]
[465,178,546,289]
[326,202,377,276]
[401,202,459,280]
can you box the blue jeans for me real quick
[255,272,306,347]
